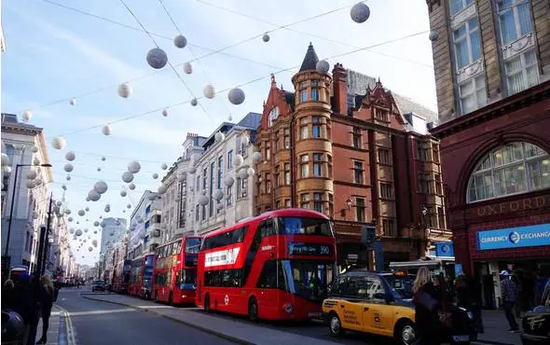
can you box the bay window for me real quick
[300,154,309,178]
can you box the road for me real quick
[55,288,236,345]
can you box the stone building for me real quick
[426,0,550,308]
[255,44,451,268]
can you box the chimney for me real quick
[332,63,348,115]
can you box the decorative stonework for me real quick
[426,0,441,13]
[501,33,535,60]
[451,3,477,30]
[456,59,484,84]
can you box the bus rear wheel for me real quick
[248,297,258,322]
[204,294,211,313]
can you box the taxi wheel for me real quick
[328,313,345,337]
[396,320,416,345]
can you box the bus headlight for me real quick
[283,303,294,314]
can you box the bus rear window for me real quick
[278,217,333,236]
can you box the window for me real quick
[380,182,393,199]
[237,177,248,198]
[202,168,207,190]
[425,206,435,227]
[300,118,308,139]
[278,217,332,236]
[205,269,243,287]
[311,80,320,101]
[275,135,280,152]
[195,204,199,220]
[285,199,291,208]
[265,173,272,193]
[382,218,395,236]
[202,205,206,220]
[202,226,247,250]
[327,155,333,179]
[353,161,364,184]
[276,200,281,209]
[300,194,310,209]
[284,163,291,185]
[467,142,550,203]
[450,0,473,16]
[437,206,445,229]
[268,107,280,127]
[435,174,443,195]
[417,145,429,161]
[355,197,365,222]
[419,173,431,193]
[209,162,215,217]
[498,0,533,45]
[300,154,309,178]
[312,117,322,138]
[283,128,290,149]
[433,144,440,164]
[265,147,271,160]
[196,175,201,191]
[25,232,30,252]
[378,148,390,164]
[459,75,487,114]
[257,260,286,289]
[505,50,539,95]
[375,108,389,122]
[226,185,232,206]
[227,150,233,169]
[314,193,323,213]
[217,156,223,189]
[274,165,280,187]
[300,90,308,102]
[454,18,482,70]
[313,153,323,177]
[259,219,276,238]
[352,127,362,148]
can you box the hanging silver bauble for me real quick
[65,209,71,215]
[189,166,197,174]
[233,154,244,167]
[247,167,255,177]
[162,108,169,117]
[94,221,100,226]
[183,62,193,75]
[120,190,127,197]
[177,173,186,182]
[262,33,270,42]
[1,153,9,167]
[213,189,224,201]
[203,84,215,99]
[22,111,32,122]
[128,183,136,190]
[122,171,134,183]
[316,60,330,74]
[152,173,159,179]
[78,210,85,217]
[51,137,66,150]
[127,204,132,209]
[26,170,37,180]
[215,132,225,143]
[32,157,40,166]
[174,35,187,48]
[31,146,39,153]
[88,190,101,202]
[158,185,167,194]
[69,98,76,106]
[88,247,93,252]
[238,168,249,179]
[76,229,83,236]
[33,178,43,186]
[66,175,71,181]
[94,180,108,194]
[61,184,67,190]
[224,176,234,187]
[228,88,245,105]
[118,83,133,98]
[148,192,158,201]
[65,151,76,161]
[161,163,168,170]
[350,3,370,23]
[69,228,75,234]
[101,125,112,136]
[146,48,168,69]
[252,151,262,164]
[63,163,74,173]
[26,180,35,189]
[190,98,198,106]
[101,156,106,161]
[97,167,101,172]
[429,30,439,42]
[198,195,209,206]
[128,161,141,174]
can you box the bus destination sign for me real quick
[288,243,331,256]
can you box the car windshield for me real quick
[278,217,333,236]
[385,275,415,299]
[281,260,334,303]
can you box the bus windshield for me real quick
[278,217,333,236]
[186,238,201,254]
[282,260,333,303]
[385,275,415,299]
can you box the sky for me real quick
[1,0,437,266]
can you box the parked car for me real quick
[521,280,550,345]
[91,280,106,292]
[322,270,477,345]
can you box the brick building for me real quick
[254,43,452,268]
[427,0,550,308]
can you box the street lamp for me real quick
[3,163,52,260]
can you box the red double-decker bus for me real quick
[197,208,336,321]
[128,254,155,299]
[112,259,131,294]
[153,235,201,305]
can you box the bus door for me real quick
[256,260,286,317]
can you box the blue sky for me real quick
[2,0,436,266]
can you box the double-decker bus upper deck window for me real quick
[203,226,247,250]
[186,238,201,254]
[260,219,276,238]
[278,217,332,236]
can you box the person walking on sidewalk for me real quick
[413,267,442,345]
[36,274,55,345]
[500,270,519,332]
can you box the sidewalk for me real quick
[35,306,65,345]
[80,293,342,345]
[476,310,521,345]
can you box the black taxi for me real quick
[322,270,476,345]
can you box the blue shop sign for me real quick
[435,242,454,257]
[477,223,550,250]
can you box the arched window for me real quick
[467,142,550,203]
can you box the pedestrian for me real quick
[500,270,519,332]
[455,274,472,308]
[10,273,38,345]
[413,267,441,345]
[2,279,15,309]
[36,274,55,344]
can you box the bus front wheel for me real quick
[248,297,258,322]
[204,294,211,313]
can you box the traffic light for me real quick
[361,225,376,248]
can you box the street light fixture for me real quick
[4,163,53,261]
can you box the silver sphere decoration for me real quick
[64,163,74,173]
[102,125,112,136]
[51,137,67,150]
[429,30,439,42]
[128,183,136,190]
[88,190,100,202]
[213,189,224,201]
[1,153,10,167]
[177,173,186,182]
[56,200,62,207]
[118,83,133,98]
[152,173,159,179]
[189,166,197,174]
[34,178,43,186]
[78,210,85,217]
[33,157,40,165]
[101,156,106,161]
[94,221,100,226]
[247,167,255,177]
[22,111,32,122]
[198,195,209,206]
[224,176,234,187]
[146,48,168,69]
[215,132,225,143]
[262,33,270,42]
[174,35,187,48]
[228,88,245,105]
[162,108,169,117]
[25,181,35,189]
[67,174,72,181]
[88,247,93,252]
[190,98,198,107]
[26,170,37,180]
[68,217,73,222]
[61,184,67,190]
[161,163,168,170]
[183,62,193,75]
[122,171,134,183]
[157,185,167,195]
[69,98,76,106]
[350,3,370,23]
[94,180,108,194]
[237,168,249,179]
[97,167,101,172]
[65,209,71,215]
[233,154,244,167]
[316,60,330,74]
[31,146,39,153]
[203,84,215,99]
[252,151,262,164]
[127,204,132,209]
[76,229,83,236]
[120,190,127,197]
[128,161,141,174]
[69,228,75,234]
[65,151,76,161]
[147,192,158,201]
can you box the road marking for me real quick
[68,308,136,316]
[56,305,76,345]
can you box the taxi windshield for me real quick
[385,275,415,299]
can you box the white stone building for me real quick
[127,191,159,259]
[100,217,126,256]
[1,113,53,272]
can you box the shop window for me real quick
[467,142,550,203]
